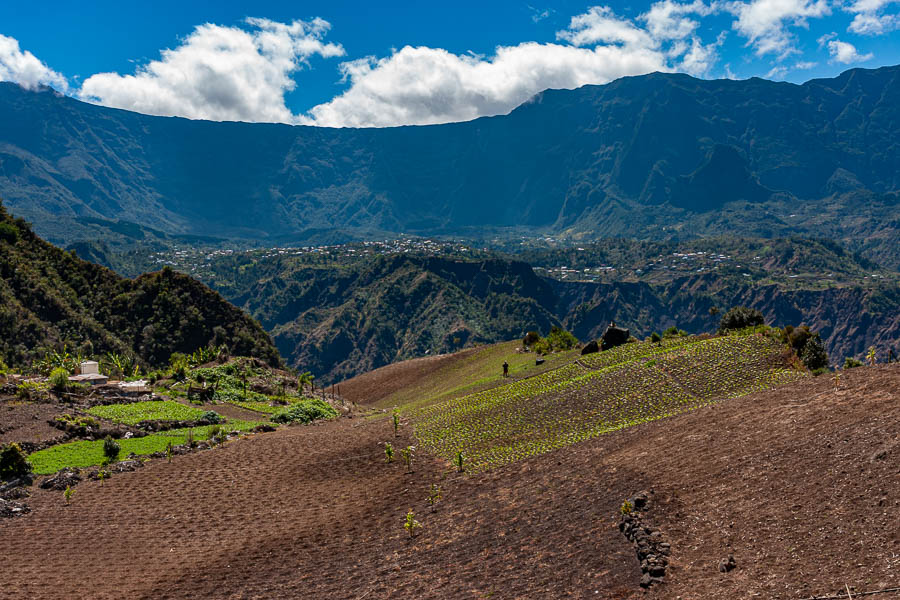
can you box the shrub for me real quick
[0,221,20,244]
[650,332,661,344]
[16,381,48,401]
[0,442,32,481]
[662,326,688,338]
[522,331,541,348]
[843,357,864,369]
[102,436,120,462]
[620,499,634,515]
[49,367,69,392]
[270,398,337,424]
[800,334,829,371]
[546,326,579,351]
[718,307,765,334]
[199,411,223,424]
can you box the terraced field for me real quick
[86,400,212,424]
[410,333,805,472]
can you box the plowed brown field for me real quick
[2,365,898,599]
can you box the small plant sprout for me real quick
[403,510,421,538]
[64,485,74,505]
[400,445,414,473]
[832,370,841,390]
[384,442,394,463]
[428,483,442,513]
[455,450,465,473]
[620,499,634,515]
[102,435,120,463]
[166,441,173,463]
[392,410,401,437]
[867,346,877,366]
[98,469,107,486]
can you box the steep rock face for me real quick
[0,66,899,263]
[233,255,560,381]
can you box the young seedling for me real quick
[832,370,841,390]
[392,410,400,437]
[98,469,107,486]
[455,450,465,473]
[64,485,74,505]
[400,445,414,473]
[428,483,442,513]
[384,442,394,463]
[166,441,173,463]
[403,510,421,538]
[620,499,634,515]
[867,346,877,366]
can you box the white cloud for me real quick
[0,34,68,91]
[819,35,874,62]
[303,42,668,127]
[78,17,343,123]
[557,6,657,47]
[845,0,900,34]
[642,0,718,40]
[727,0,830,58]
[306,3,725,127]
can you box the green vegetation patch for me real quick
[412,334,805,473]
[27,420,263,474]
[230,397,322,414]
[86,400,210,425]
[270,398,338,424]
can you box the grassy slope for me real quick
[344,340,579,411]
[394,333,805,472]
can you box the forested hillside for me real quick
[0,201,279,368]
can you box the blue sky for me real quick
[1,0,898,127]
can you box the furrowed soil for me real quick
[1,364,898,599]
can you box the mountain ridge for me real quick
[1,65,899,265]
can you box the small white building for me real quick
[69,361,108,386]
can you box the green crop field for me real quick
[373,341,580,411]
[228,396,321,414]
[410,333,805,473]
[27,420,264,475]
[86,400,211,425]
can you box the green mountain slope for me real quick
[0,201,279,367]
[1,66,899,266]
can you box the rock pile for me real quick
[40,468,82,490]
[618,490,670,589]
[0,497,29,518]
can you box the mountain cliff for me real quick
[1,66,899,265]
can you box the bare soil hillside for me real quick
[1,365,898,599]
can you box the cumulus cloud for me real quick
[557,6,658,47]
[0,34,68,91]
[303,42,667,127]
[818,33,874,62]
[78,17,343,123]
[727,0,830,58]
[305,3,723,127]
[642,0,718,40]
[845,0,900,34]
